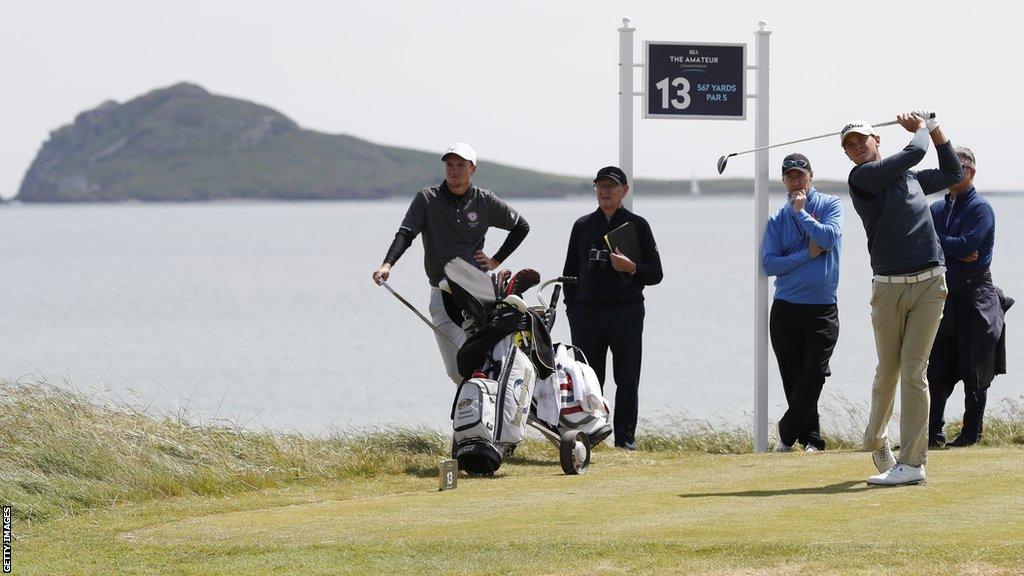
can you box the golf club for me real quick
[379,280,459,350]
[715,113,935,174]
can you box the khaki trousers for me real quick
[863,274,947,466]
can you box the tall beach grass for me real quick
[2,379,1021,523]
[0,379,450,523]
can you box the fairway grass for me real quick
[13,445,1024,575]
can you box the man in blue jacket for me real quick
[927,147,1012,447]
[562,166,663,450]
[762,153,843,452]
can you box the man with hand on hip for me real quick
[372,142,530,385]
[842,111,963,486]
[762,153,843,453]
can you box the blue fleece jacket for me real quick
[761,188,843,304]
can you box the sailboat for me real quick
[690,173,701,197]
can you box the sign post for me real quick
[617,20,771,453]
[618,18,636,211]
[752,22,771,454]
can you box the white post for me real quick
[618,17,635,211]
[753,21,771,453]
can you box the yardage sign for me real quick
[438,459,458,491]
[644,41,746,120]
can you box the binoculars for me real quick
[587,247,611,270]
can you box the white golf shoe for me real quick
[872,441,897,473]
[867,462,926,486]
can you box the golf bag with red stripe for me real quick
[536,343,612,445]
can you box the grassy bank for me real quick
[0,380,448,523]
[12,446,1024,575]
[4,380,1024,574]
[2,380,1022,526]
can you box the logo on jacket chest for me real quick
[466,211,479,227]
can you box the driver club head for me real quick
[716,155,730,174]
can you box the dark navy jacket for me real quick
[929,187,1012,384]
[929,186,995,284]
[562,207,663,308]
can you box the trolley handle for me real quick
[542,276,576,331]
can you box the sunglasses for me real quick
[782,159,809,170]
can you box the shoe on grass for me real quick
[867,462,926,486]
[946,435,978,448]
[872,441,897,473]
[804,444,823,452]
[615,441,637,451]
[773,422,793,453]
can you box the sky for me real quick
[2,0,1019,200]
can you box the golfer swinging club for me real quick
[842,110,963,486]
[371,142,530,385]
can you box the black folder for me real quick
[603,221,641,284]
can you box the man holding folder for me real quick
[562,166,663,450]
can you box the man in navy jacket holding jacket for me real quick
[762,154,843,453]
[927,146,1012,448]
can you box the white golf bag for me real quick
[451,337,537,474]
[533,343,613,445]
[443,257,611,475]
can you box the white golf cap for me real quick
[840,120,878,145]
[441,142,477,165]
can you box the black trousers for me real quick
[927,332,996,443]
[568,302,645,446]
[769,300,839,450]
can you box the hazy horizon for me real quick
[3,0,1020,200]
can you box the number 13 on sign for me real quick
[655,77,691,110]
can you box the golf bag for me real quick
[451,336,537,474]
[444,259,554,474]
[443,257,611,475]
[539,343,612,444]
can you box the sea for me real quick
[1,194,1020,435]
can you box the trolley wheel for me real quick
[559,430,591,475]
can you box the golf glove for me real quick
[914,109,939,132]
